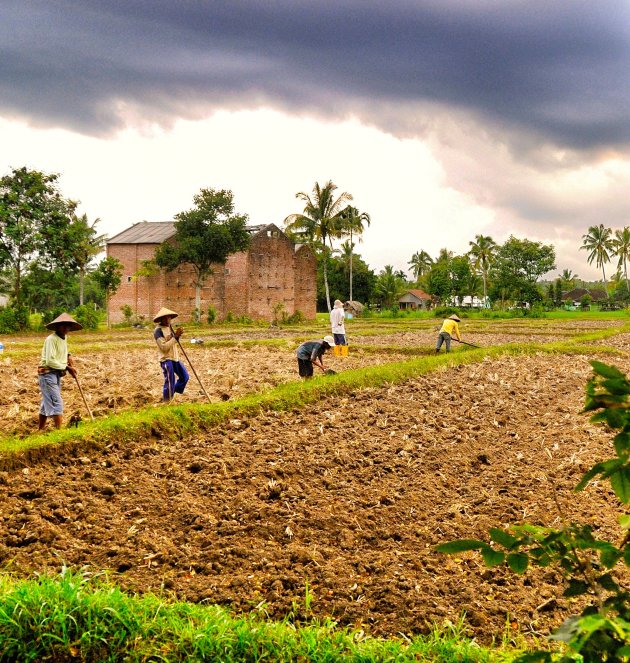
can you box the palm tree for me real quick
[335,205,370,304]
[468,234,497,306]
[69,214,106,305]
[408,250,434,282]
[374,265,406,308]
[581,224,613,293]
[284,180,353,311]
[436,248,453,264]
[559,269,578,290]
[613,227,630,295]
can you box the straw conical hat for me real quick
[46,312,83,331]
[153,307,178,323]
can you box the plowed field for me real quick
[0,318,628,643]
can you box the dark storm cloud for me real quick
[2,0,629,147]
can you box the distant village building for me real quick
[561,287,608,305]
[398,289,433,310]
[106,221,317,324]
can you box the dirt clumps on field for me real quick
[0,343,414,437]
[0,352,626,643]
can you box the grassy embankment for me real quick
[1,321,628,464]
[0,570,520,662]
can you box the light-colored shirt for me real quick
[154,325,180,362]
[330,307,345,334]
[39,333,69,370]
[439,319,461,341]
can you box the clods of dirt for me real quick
[0,352,626,643]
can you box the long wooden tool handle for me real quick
[170,326,212,403]
[73,374,94,421]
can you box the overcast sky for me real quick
[2,0,630,281]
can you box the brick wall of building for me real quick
[223,252,250,317]
[245,229,297,320]
[107,243,165,324]
[107,225,316,323]
[294,246,317,319]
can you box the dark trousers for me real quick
[297,358,313,378]
[161,360,189,401]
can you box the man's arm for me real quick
[311,346,326,371]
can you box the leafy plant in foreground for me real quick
[437,360,630,661]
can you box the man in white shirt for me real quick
[330,299,347,346]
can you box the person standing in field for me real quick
[330,299,347,346]
[153,307,189,402]
[435,314,462,353]
[296,336,335,378]
[37,312,82,430]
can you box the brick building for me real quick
[106,221,317,324]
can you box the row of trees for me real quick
[405,236,556,308]
[2,166,621,327]
[282,180,565,312]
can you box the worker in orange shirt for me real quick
[435,314,461,353]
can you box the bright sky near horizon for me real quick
[2,1,630,281]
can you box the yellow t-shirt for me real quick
[439,319,461,341]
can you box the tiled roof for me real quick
[107,221,175,244]
[107,221,284,244]
[403,289,432,300]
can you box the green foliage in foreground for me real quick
[438,361,630,662]
[0,570,515,662]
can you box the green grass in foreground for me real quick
[0,570,519,662]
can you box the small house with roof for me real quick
[106,221,317,323]
[398,289,433,310]
[561,287,608,306]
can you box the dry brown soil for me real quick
[0,341,414,437]
[1,347,628,643]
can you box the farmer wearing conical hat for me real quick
[435,314,462,354]
[37,312,82,430]
[153,307,189,402]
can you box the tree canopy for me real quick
[284,180,353,312]
[154,188,251,318]
[0,167,77,308]
[490,236,556,304]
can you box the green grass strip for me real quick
[0,570,517,662]
[2,326,629,467]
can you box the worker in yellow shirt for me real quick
[435,314,461,353]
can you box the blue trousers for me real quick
[161,360,189,401]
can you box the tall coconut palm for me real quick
[581,224,613,293]
[613,227,630,294]
[335,205,370,303]
[468,234,497,305]
[284,180,352,311]
[408,250,433,282]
